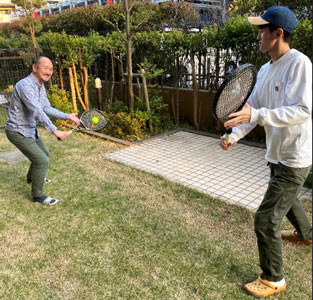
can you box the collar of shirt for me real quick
[30,73,44,89]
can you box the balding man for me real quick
[5,56,80,205]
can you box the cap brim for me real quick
[248,16,270,25]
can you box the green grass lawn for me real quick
[0,129,311,300]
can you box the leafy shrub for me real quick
[46,85,73,124]
[105,100,129,114]
[292,19,312,59]
[102,95,173,141]
[134,95,174,132]
[103,110,149,142]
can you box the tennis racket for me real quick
[212,63,257,143]
[59,109,108,140]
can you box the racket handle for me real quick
[225,134,232,144]
[57,130,73,141]
[225,128,232,144]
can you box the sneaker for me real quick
[33,196,58,205]
[244,277,286,298]
[281,230,312,245]
[27,178,51,184]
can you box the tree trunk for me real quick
[125,0,134,112]
[83,67,89,110]
[215,48,220,90]
[109,52,115,106]
[29,19,39,57]
[72,63,87,111]
[57,56,64,90]
[69,67,78,113]
[175,56,180,125]
[105,53,109,105]
[191,53,199,130]
[140,68,153,134]
[207,56,211,91]
[198,53,201,88]
[117,59,124,104]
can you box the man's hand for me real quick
[224,103,251,129]
[220,136,236,151]
[67,113,80,125]
[53,129,68,141]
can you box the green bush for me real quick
[134,95,174,133]
[102,96,173,141]
[105,100,129,114]
[292,19,312,59]
[46,85,73,124]
[103,110,149,142]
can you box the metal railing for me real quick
[36,0,107,16]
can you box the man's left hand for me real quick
[224,103,251,129]
[67,113,80,125]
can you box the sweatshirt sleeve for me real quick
[250,58,312,127]
[231,82,259,142]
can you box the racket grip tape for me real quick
[57,130,73,141]
[225,128,232,144]
[225,133,232,144]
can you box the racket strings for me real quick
[80,109,108,131]
[216,68,255,119]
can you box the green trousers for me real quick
[6,130,49,198]
[255,162,312,282]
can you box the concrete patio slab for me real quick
[106,130,312,211]
[0,150,28,164]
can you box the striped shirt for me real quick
[5,73,68,139]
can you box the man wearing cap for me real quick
[220,6,312,298]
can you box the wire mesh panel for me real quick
[0,49,34,90]
[0,92,11,129]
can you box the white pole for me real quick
[222,0,226,23]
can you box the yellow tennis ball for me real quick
[92,116,99,124]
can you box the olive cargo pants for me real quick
[255,162,312,281]
[6,130,49,198]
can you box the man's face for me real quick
[33,58,53,83]
[257,26,278,53]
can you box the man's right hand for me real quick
[53,130,68,141]
[220,136,236,151]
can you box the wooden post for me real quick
[95,78,103,111]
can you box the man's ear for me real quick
[32,64,37,73]
[276,28,284,38]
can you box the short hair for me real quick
[258,24,292,43]
[33,56,50,67]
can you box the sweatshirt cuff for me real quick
[250,107,259,123]
[229,132,240,142]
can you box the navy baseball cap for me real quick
[248,6,298,33]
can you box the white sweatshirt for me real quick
[232,49,312,168]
